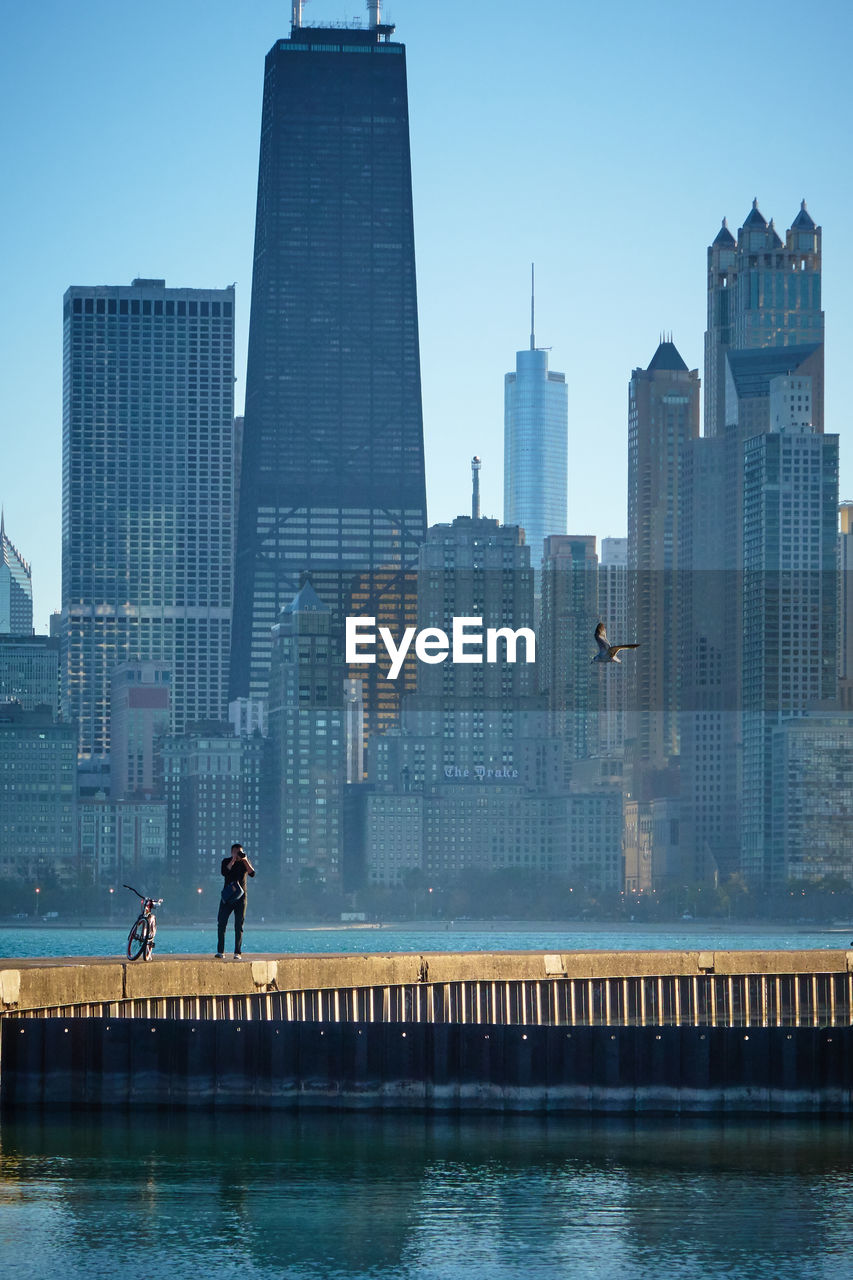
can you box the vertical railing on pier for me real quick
[7,969,853,1031]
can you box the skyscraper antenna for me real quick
[471,456,481,520]
[530,263,535,351]
[367,0,381,27]
[292,0,303,29]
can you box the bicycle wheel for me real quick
[126,915,149,961]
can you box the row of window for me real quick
[71,298,232,317]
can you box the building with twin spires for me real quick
[679,198,831,888]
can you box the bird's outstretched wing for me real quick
[610,644,640,656]
[594,622,609,653]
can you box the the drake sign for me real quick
[444,764,520,780]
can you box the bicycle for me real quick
[124,884,163,961]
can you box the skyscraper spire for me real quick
[471,456,481,520]
[505,272,567,568]
[530,262,535,351]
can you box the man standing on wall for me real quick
[216,843,256,960]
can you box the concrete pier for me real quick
[3,949,853,1016]
[3,951,853,1114]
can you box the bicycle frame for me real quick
[124,883,163,962]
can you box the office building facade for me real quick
[61,277,235,759]
[838,502,853,701]
[0,635,60,714]
[231,17,428,740]
[503,302,568,570]
[77,798,168,888]
[741,425,838,886]
[162,727,265,886]
[0,703,76,881]
[268,582,347,886]
[0,513,33,636]
[540,535,599,762]
[109,661,171,800]
[627,340,700,777]
[770,714,853,883]
[598,537,629,757]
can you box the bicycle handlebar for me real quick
[123,884,162,906]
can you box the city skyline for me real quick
[2,0,853,632]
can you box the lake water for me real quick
[2,1110,853,1280]
[4,926,853,1278]
[2,920,851,961]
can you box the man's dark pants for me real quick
[217,896,246,955]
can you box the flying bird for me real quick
[592,621,639,664]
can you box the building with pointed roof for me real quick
[742,196,768,229]
[792,199,816,231]
[628,340,699,790]
[0,512,33,636]
[685,198,827,892]
[647,339,688,373]
[712,218,736,249]
[704,198,823,439]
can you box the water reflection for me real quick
[2,1113,853,1279]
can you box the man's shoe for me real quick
[233,953,242,960]
[215,953,224,959]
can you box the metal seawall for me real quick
[3,953,853,1114]
[4,1018,851,1114]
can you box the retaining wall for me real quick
[4,950,853,1015]
[4,1017,851,1114]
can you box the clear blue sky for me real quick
[2,0,852,632]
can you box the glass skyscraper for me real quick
[231,14,428,742]
[628,341,700,776]
[0,512,33,636]
[62,278,235,759]
[741,421,838,886]
[503,292,567,571]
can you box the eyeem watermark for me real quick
[346,616,536,680]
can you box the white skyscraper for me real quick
[503,268,567,570]
[0,512,33,636]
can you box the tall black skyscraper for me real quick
[231,10,428,741]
